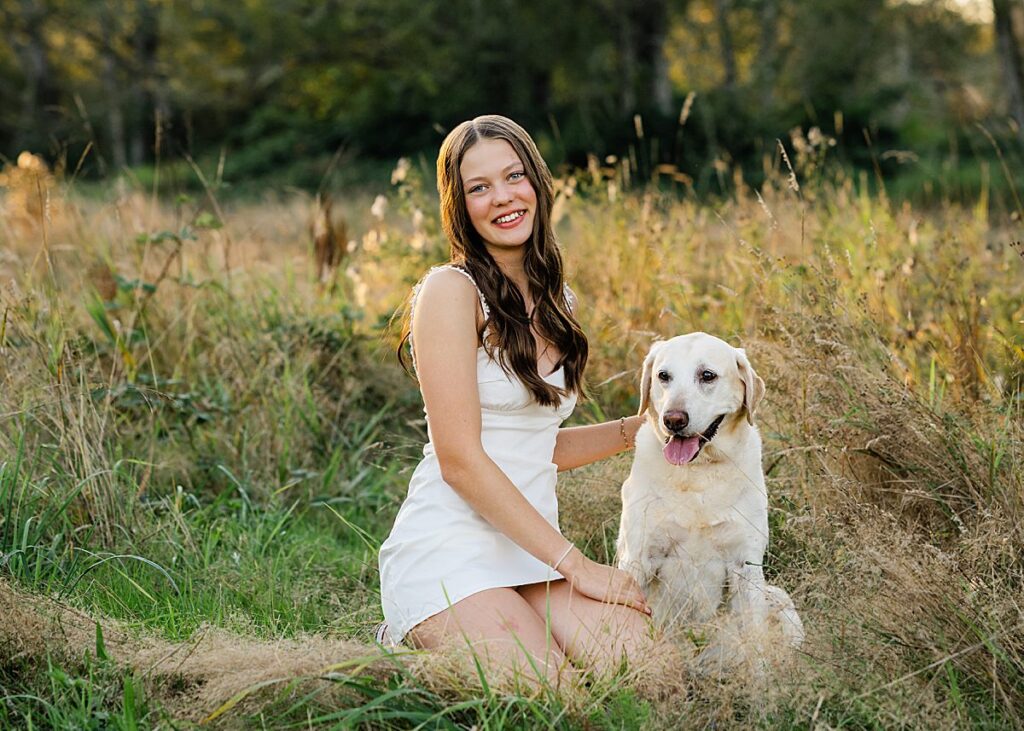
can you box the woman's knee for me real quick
[520,580,659,673]
[406,588,572,687]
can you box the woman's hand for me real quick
[557,547,651,616]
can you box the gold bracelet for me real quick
[619,417,631,449]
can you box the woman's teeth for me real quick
[495,211,524,224]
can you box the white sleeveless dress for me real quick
[378,265,577,645]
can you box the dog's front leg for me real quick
[741,573,806,657]
[705,559,804,675]
[694,560,773,676]
[616,519,655,591]
[726,559,775,630]
[728,561,804,643]
[616,488,665,591]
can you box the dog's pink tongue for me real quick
[664,435,700,465]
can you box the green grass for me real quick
[1,441,397,643]
[0,656,155,731]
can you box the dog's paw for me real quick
[760,584,805,649]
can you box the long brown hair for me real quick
[398,115,588,406]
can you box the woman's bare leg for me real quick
[518,579,665,678]
[407,587,572,688]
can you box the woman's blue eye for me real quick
[468,184,486,194]
[509,171,525,181]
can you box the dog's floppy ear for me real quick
[735,347,765,425]
[638,341,664,416]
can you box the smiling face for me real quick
[639,333,765,465]
[459,138,538,254]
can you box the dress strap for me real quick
[408,264,491,372]
[562,283,575,312]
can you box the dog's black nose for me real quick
[663,410,689,433]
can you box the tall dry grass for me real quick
[1,145,1022,727]
[548,155,1023,727]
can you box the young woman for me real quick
[378,115,653,685]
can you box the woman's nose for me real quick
[492,183,513,205]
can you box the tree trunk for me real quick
[11,0,58,152]
[755,0,779,109]
[130,0,165,165]
[994,0,1024,138]
[529,69,551,112]
[637,0,672,116]
[618,2,637,115]
[714,0,738,88]
[101,2,127,170]
[615,0,673,117]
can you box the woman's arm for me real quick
[551,286,645,471]
[552,415,644,472]
[414,270,648,614]
[415,270,566,564]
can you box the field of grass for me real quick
[0,149,1022,729]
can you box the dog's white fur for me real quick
[617,333,804,671]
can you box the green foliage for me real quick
[0,655,153,730]
[1,0,1017,204]
[0,443,397,640]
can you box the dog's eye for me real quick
[700,370,717,383]
[657,370,671,383]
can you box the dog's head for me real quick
[638,333,765,465]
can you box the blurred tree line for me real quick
[0,0,1021,198]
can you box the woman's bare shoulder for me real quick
[415,266,481,313]
[411,266,485,340]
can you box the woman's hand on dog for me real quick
[559,548,651,616]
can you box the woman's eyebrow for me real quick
[463,162,522,185]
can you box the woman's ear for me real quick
[638,341,664,416]
[735,347,765,425]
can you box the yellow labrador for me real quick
[617,333,804,671]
